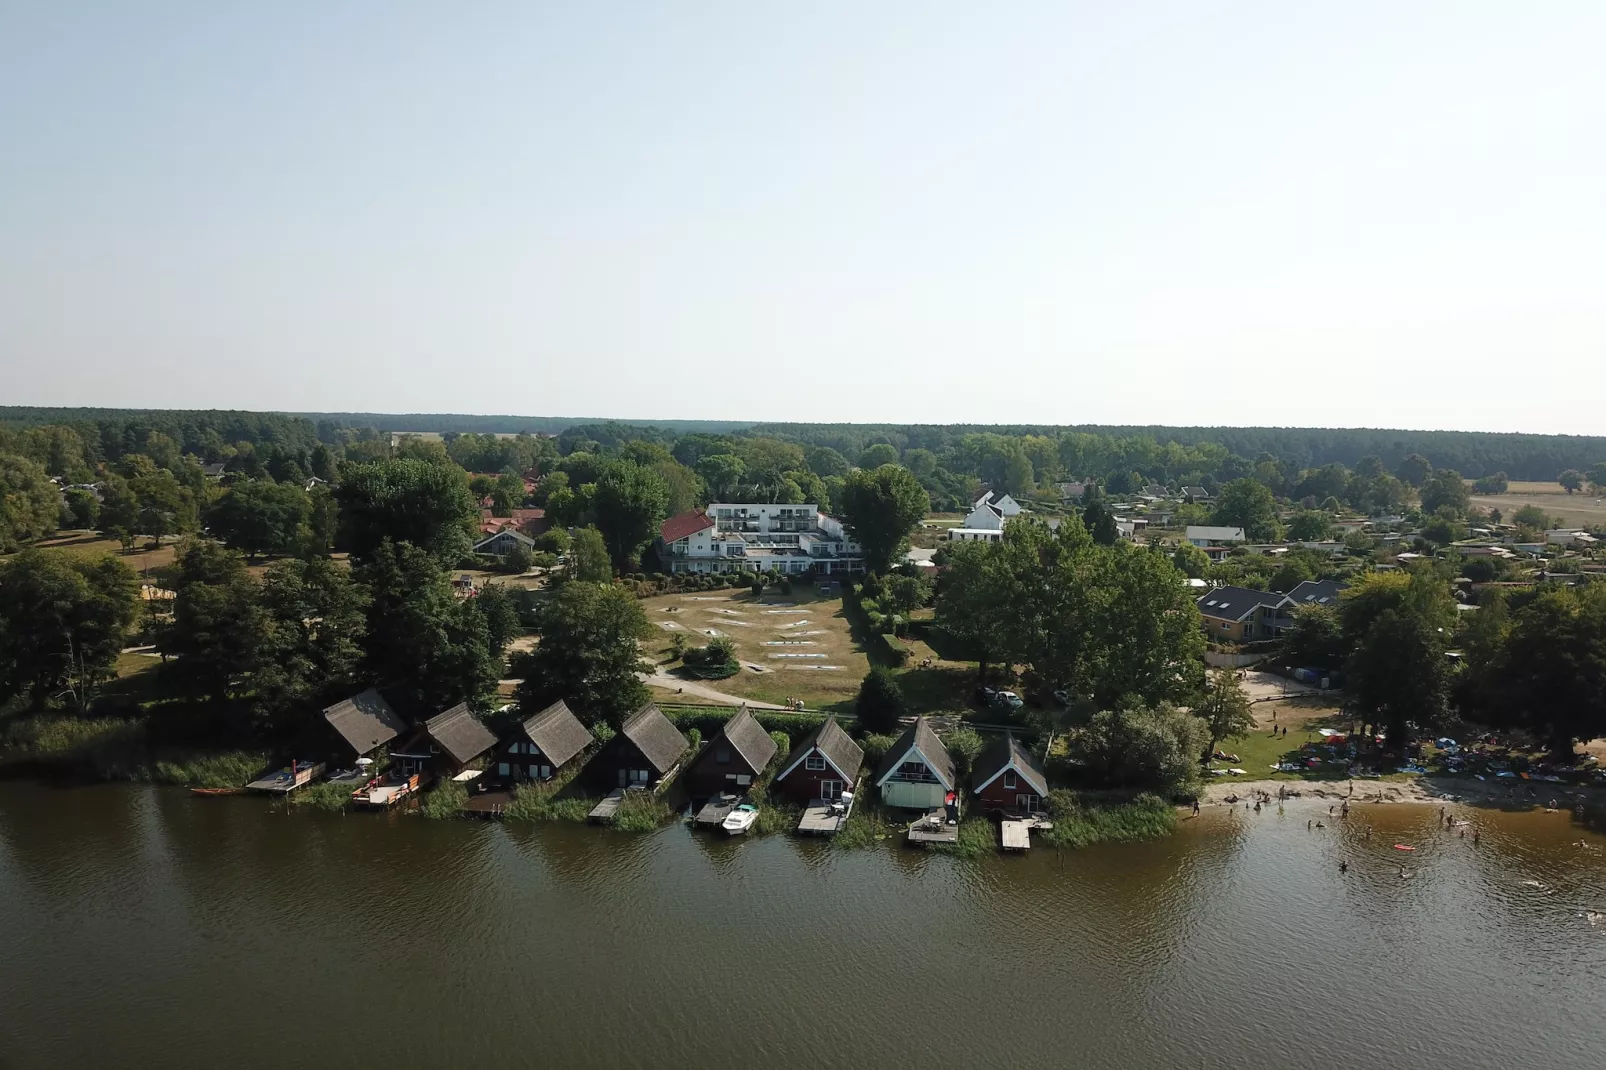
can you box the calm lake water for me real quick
[2,783,1605,1070]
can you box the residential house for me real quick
[474,527,537,557]
[773,717,864,805]
[1055,481,1087,501]
[391,703,498,782]
[873,717,956,810]
[1200,545,1234,564]
[1182,486,1213,504]
[972,733,1050,815]
[323,689,408,762]
[1196,586,1293,641]
[585,702,689,792]
[949,492,1024,543]
[1284,579,1347,609]
[1186,526,1245,547]
[478,508,550,538]
[681,705,779,798]
[200,462,228,479]
[657,504,864,575]
[1545,529,1599,548]
[485,700,594,787]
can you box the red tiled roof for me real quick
[660,510,714,544]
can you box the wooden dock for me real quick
[245,762,325,794]
[588,788,626,823]
[461,788,514,817]
[906,808,960,846]
[1000,814,1052,851]
[693,793,744,828]
[351,773,420,808]
[797,793,854,835]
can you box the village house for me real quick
[1055,481,1087,501]
[680,705,779,798]
[949,491,1023,543]
[1182,486,1213,505]
[322,689,408,763]
[1186,525,1246,548]
[585,702,689,792]
[478,507,550,538]
[391,703,499,783]
[474,527,538,557]
[1196,586,1293,641]
[873,717,956,811]
[656,504,864,575]
[1545,529,1599,548]
[1284,578,1346,608]
[484,700,594,787]
[972,733,1050,815]
[773,717,864,805]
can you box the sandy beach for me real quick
[1198,775,1605,813]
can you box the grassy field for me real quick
[10,531,178,573]
[1468,480,1606,527]
[644,587,870,710]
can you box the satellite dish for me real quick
[356,757,374,768]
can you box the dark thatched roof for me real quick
[874,717,955,789]
[323,689,407,757]
[620,702,689,774]
[779,716,864,782]
[712,705,778,773]
[971,733,1049,798]
[425,703,498,766]
[519,700,594,768]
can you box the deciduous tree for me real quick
[1211,479,1280,542]
[515,580,651,726]
[0,549,138,707]
[336,458,479,566]
[837,464,930,574]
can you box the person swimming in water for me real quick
[1339,861,1348,874]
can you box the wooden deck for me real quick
[906,808,960,846]
[461,788,515,817]
[351,773,421,808]
[796,794,854,835]
[244,762,324,794]
[1000,820,1031,851]
[588,788,626,823]
[693,793,744,828]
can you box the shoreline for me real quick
[1197,774,1605,813]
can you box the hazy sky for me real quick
[3,2,1603,432]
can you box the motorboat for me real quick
[722,803,759,835]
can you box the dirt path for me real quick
[644,671,788,710]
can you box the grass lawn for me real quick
[11,531,179,574]
[642,587,870,711]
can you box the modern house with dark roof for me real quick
[972,734,1050,815]
[681,705,779,798]
[391,703,499,783]
[323,689,408,761]
[585,702,689,792]
[773,717,864,805]
[1284,579,1347,609]
[485,700,594,787]
[1196,586,1294,641]
[873,717,956,810]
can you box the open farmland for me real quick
[1468,480,1606,527]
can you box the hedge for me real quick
[658,705,828,745]
[876,633,911,665]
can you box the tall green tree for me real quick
[0,549,139,707]
[592,461,670,571]
[1286,510,1333,541]
[205,480,311,559]
[1198,669,1255,760]
[0,454,60,550]
[164,540,270,701]
[858,443,900,469]
[356,539,502,713]
[515,580,651,726]
[837,464,930,574]
[1211,478,1280,541]
[1558,469,1585,494]
[855,665,906,734]
[1419,469,1470,516]
[336,458,479,565]
[567,527,613,582]
[695,454,745,500]
[253,557,369,736]
[1397,454,1432,487]
[1478,585,1606,757]
[1339,570,1456,746]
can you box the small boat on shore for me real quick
[722,803,759,835]
[189,787,246,797]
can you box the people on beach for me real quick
[1308,819,1313,830]
[1192,800,1201,815]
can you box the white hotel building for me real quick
[657,504,865,575]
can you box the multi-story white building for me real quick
[658,504,865,575]
[948,492,1022,543]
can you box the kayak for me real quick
[190,787,245,797]
[1393,844,1415,851]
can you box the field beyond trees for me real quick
[1468,480,1606,528]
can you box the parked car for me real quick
[974,685,997,706]
[991,690,1024,712]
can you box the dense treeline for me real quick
[293,413,750,436]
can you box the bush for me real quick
[613,791,675,832]
[778,577,793,595]
[856,666,906,734]
[877,633,911,665]
[1067,706,1208,797]
[421,778,468,819]
[858,732,900,764]
[658,705,824,745]
[686,727,702,751]
[940,726,984,776]
[503,783,593,823]
[681,639,740,679]
[1041,791,1177,848]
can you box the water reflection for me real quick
[1,782,1604,1070]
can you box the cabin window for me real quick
[1003,771,1018,790]
[805,754,826,771]
[736,775,751,786]
[630,769,650,784]
[528,764,540,779]
[540,765,552,779]
[498,763,510,777]
[898,761,935,782]
[715,748,731,765]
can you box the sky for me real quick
[2,2,1604,433]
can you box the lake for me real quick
[1,782,1604,1069]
